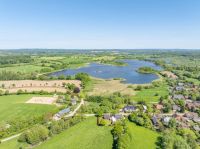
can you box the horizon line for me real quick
[0,48,200,50]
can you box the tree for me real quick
[163,103,172,113]
[58,75,65,80]
[75,73,91,88]
[4,90,9,95]
[18,125,49,145]
[173,136,190,149]
[176,100,185,113]
[73,87,80,93]
[168,118,177,128]
[96,109,103,125]
[135,85,142,91]
[112,123,124,139]
[99,119,107,126]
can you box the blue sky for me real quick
[0,0,200,49]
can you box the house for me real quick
[175,86,184,91]
[193,125,200,132]
[178,83,184,86]
[154,104,163,110]
[114,114,123,120]
[111,114,123,123]
[162,116,171,125]
[123,105,137,113]
[185,83,194,88]
[58,108,71,116]
[111,116,117,123]
[143,105,147,112]
[103,113,111,120]
[151,115,159,126]
[71,98,77,105]
[172,105,181,112]
[193,117,200,123]
[173,113,183,121]
[173,94,185,100]
[187,101,200,111]
[186,102,196,111]
[53,107,71,120]
[184,112,198,120]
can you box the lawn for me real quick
[36,117,113,149]
[127,121,159,149]
[133,83,168,102]
[0,95,58,123]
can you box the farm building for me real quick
[53,107,71,120]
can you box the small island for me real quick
[137,66,157,74]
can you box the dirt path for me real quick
[1,133,21,142]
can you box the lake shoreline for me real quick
[49,59,162,84]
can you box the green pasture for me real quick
[0,65,49,73]
[133,83,168,102]
[0,95,58,123]
[127,121,159,149]
[37,117,113,149]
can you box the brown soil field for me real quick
[26,96,57,105]
[0,80,81,93]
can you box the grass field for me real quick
[0,64,50,73]
[133,83,168,102]
[127,121,159,149]
[36,117,113,149]
[0,95,58,123]
[0,138,27,149]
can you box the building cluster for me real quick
[102,104,147,123]
[53,97,77,120]
[153,81,200,132]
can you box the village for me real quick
[50,75,200,135]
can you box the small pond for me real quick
[50,60,162,84]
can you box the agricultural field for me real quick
[36,117,113,149]
[0,95,59,123]
[0,80,81,93]
[126,122,159,149]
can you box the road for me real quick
[65,99,84,118]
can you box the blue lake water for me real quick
[50,60,162,84]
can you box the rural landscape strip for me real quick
[0,50,199,149]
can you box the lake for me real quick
[50,60,162,84]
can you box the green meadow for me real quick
[127,122,159,149]
[133,83,168,102]
[0,138,25,149]
[36,117,113,149]
[0,65,49,73]
[0,95,58,123]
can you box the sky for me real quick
[0,0,200,49]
